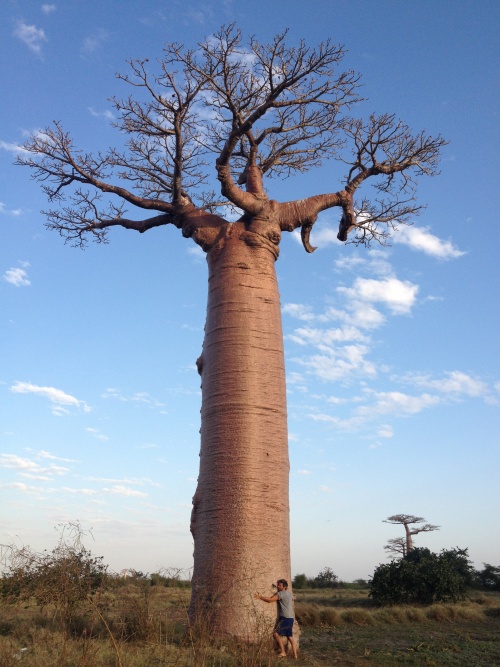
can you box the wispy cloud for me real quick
[82,29,108,55]
[187,245,205,262]
[0,140,29,155]
[88,107,115,121]
[356,390,441,417]
[297,345,377,382]
[285,267,418,384]
[86,427,109,441]
[101,388,165,409]
[393,225,465,259]
[41,4,57,14]
[10,381,91,415]
[3,266,30,287]
[13,20,47,55]
[0,202,23,216]
[37,450,78,463]
[282,303,324,322]
[85,476,160,488]
[102,485,148,498]
[307,369,494,434]
[61,487,98,495]
[399,370,488,398]
[288,325,367,349]
[0,453,70,479]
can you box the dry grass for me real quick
[0,585,499,666]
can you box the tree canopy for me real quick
[17,24,447,252]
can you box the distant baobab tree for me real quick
[17,25,447,639]
[384,514,440,555]
[384,537,408,559]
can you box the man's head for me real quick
[277,579,288,590]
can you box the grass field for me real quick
[0,584,499,666]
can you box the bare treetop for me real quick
[384,514,441,532]
[384,514,440,554]
[16,24,447,251]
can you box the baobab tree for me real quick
[384,514,440,555]
[17,26,446,639]
[384,537,408,559]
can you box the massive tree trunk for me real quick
[189,222,290,638]
[405,524,414,552]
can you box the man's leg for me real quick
[288,635,298,659]
[272,630,287,657]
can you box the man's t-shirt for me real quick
[277,590,294,618]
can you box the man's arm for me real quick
[255,592,279,603]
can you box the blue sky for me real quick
[1,0,499,581]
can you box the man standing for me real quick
[255,579,298,659]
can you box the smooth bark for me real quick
[190,222,289,637]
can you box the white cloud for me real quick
[0,454,39,472]
[86,427,110,441]
[2,481,42,493]
[309,226,342,248]
[283,303,322,322]
[0,140,29,155]
[338,277,419,315]
[88,107,115,121]
[357,390,441,417]
[38,450,78,463]
[377,424,394,438]
[187,245,205,262]
[288,325,366,349]
[85,476,160,488]
[333,256,366,272]
[297,344,377,382]
[0,453,70,478]
[394,225,465,259]
[101,387,165,408]
[41,4,57,14]
[0,202,23,216]
[10,381,91,413]
[102,485,148,498]
[82,29,108,55]
[13,20,47,55]
[401,371,488,398]
[3,267,30,287]
[61,487,98,495]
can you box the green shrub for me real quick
[369,547,474,606]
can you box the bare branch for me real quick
[16,26,446,250]
[384,537,407,559]
[384,514,440,553]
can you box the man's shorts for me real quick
[276,616,294,637]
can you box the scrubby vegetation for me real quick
[369,547,475,605]
[1,531,499,665]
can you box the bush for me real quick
[476,563,500,591]
[292,573,308,589]
[1,522,107,629]
[369,547,474,606]
[292,567,339,589]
